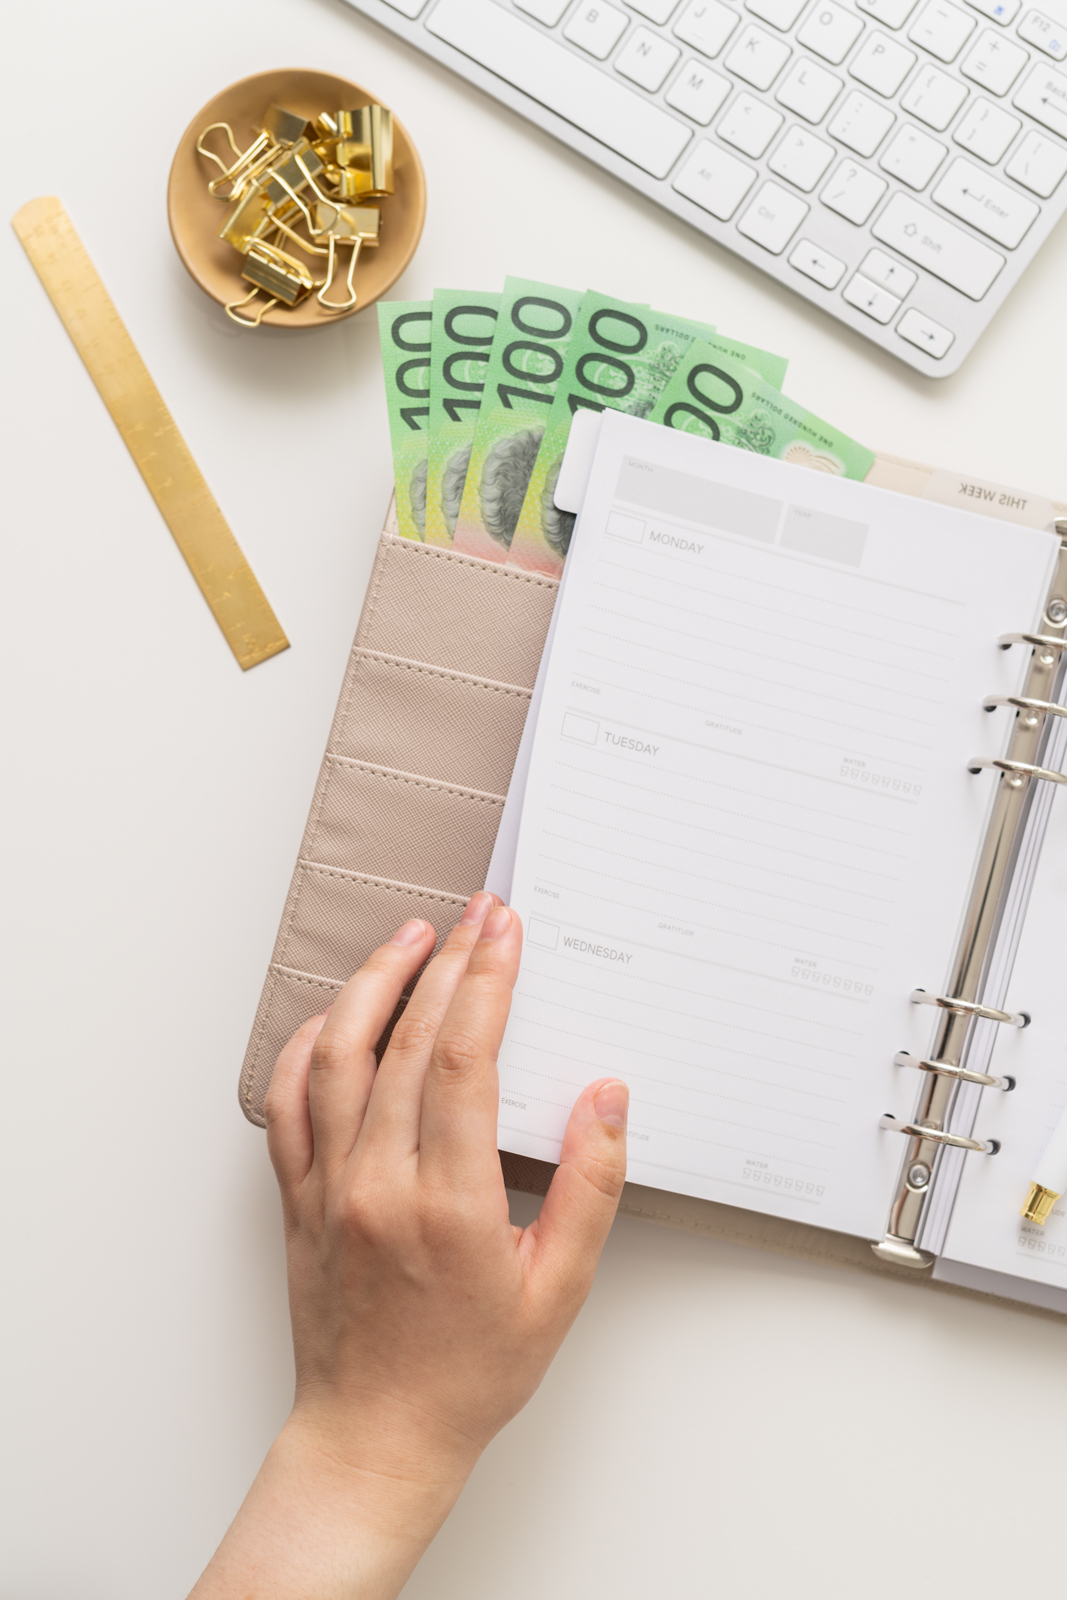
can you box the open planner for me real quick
[241,413,1067,1318]
[485,410,1067,1311]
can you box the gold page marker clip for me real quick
[11,196,289,671]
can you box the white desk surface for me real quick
[4,0,1067,1592]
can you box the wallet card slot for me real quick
[358,535,557,686]
[281,860,468,983]
[311,757,504,895]
[332,650,532,796]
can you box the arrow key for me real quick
[897,307,955,357]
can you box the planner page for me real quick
[938,718,1067,1298]
[497,411,1057,1240]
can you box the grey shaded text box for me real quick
[781,505,868,566]
[617,457,780,542]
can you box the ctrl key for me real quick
[897,307,955,358]
[789,237,846,289]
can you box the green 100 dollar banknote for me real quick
[505,291,718,578]
[451,277,584,564]
[377,300,432,541]
[649,342,875,481]
[424,289,500,548]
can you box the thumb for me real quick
[526,1079,629,1307]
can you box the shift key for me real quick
[871,192,1004,299]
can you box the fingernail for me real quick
[390,919,430,946]
[479,905,512,941]
[460,891,495,926]
[594,1081,629,1131]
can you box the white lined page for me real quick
[497,413,1056,1239]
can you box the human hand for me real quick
[190,893,628,1600]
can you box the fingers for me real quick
[264,1011,330,1192]
[526,1079,628,1304]
[417,906,523,1189]
[357,892,502,1159]
[307,919,437,1175]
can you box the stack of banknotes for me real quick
[377,278,875,579]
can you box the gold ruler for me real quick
[12,196,289,671]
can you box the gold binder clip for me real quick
[240,239,315,305]
[218,184,273,252]
[258,103,313,148]
[314,206,381,310]
[334,105,394,199]
[197,121,274,200]
[224,285,279,328]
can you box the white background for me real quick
[3,0,1067,1593]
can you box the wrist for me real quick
[189,1400,479,1600]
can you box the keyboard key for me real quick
[673,0,740,54]
[1005,126,1067,192]
[954,95,1020,158]
[725,23,793,86]
[872,190,1005,294]
[879,122,947,184]
[850,31,917,93]
[1016,8,1067,57]
[616,25,682,86]
[961,28,1029,90]
[897,306,955,354]
[666,59,733,118]
[908,0,977,56]
[776,57,843,119]
[966,0,1019,21]
[516,0,571,21]
[843,271,902,318]
[932,154,1040,243]
[821,156,889,219]
[626,0,681,23]
[828,88,896,151]
[737,180,810,248]
[789,236,848,283]
[380,0,428,16]
[1013,61,1067,135]
[769,124,837,186]
[859,245,919,291]
[901,62,969,125]
[673,138,759,212]
[564,0,630,55]
[746,0,807,28]
[798,2,865,62]
[428,0,693,175]
[856,0,919,24]
[719,90,786,152]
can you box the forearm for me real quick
[189,1412,475,1600]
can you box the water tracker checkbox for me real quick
[562,712,600,745]
[529,919,560,950]
[606,511,645,543]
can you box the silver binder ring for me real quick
[997,632,1067,654]
[909,988,1028,1027]
[967,755,1067,787]
[893,1050,1013,1091]
[983,694,1067,722]
[879,1113,998,1154]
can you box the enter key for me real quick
[932,157,1041,248]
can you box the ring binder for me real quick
[997,632,1067,656]
[873,531,1067,1269]
[879,1114,998,1155]
[893,1051,1014,1091]
[983,694,1067,722]
[909,988,1028,1027]
[967,755,1067,786]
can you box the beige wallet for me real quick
[240,458,1067,1318]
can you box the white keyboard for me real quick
[342,0,1067,373]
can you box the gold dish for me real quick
[167,68,426,330]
